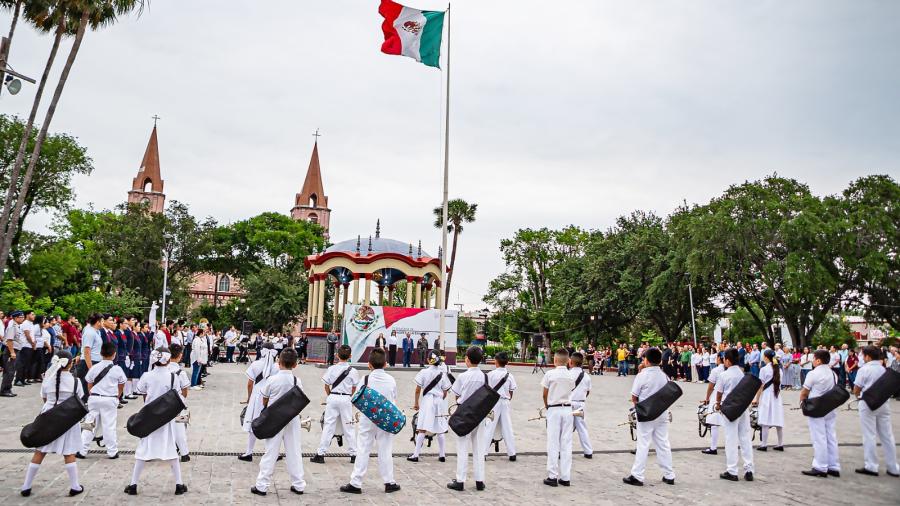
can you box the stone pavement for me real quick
[0,362,897,505]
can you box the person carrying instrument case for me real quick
[799,349,847,478]
[623,347,676,487]
[312,345,360,465]
[715,348,756,482]
[447,346,498,492]
[852,346,900,477]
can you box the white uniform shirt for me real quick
[387,334,398,347]
[701,352,711,367]
[138,365,190,400]
[801,353,815,370]
[170,331,184,347]
[854,360,885,395]
[363,369,397,402]
[190,336,208,364]
[225,330,237,346]
[691,353,703,367]
[487,367,517,400]
[452,367,491,404]
[4,320,26,350]
[261,369,301,402]
[20,320,35,348]
[708,363,725,384]
[631,365,668,402]
[715,365,746,400]
[541,366,575,406]
[829,352,841,368]
[41,371,82,410]
[322,362,360,395]
[415,365,452,398]
[33,327,45,348]
[154,330,168,349]
[569,367,591,402]
[166,362,189,385]
[803,364,837,399]
[85,359,127,396]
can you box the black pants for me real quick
[0,352,15,393]
[15,347,33,384]
[327,342,336,365]
[296,346,307,362]
[388,345,397,367]
[74,360,89,401]
[30,348,46,380]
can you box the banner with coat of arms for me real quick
[343,305,458,364]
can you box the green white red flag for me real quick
[378,0,445,68]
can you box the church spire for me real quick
[127,122,166,213]
[291,136,331,239]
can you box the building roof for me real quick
[295,141,328,208]
[131,125,164,192]
[325,237,430,258]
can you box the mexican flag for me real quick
[378,0,445,68]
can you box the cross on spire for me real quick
[312,128,321,141]
[152,114,160,127]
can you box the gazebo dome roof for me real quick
[325,237,431,258]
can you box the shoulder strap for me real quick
[254,371,265,384]
[492,373,510,391]
[294,376,297,387]
[763,379,774,390]
[422,370,443,396]
[170,372,176,389]
[573,370,585,390]
[364,374,369,388]
[331,366,352,391]
[92,363,115,386]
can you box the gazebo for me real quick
[303,223,444,333]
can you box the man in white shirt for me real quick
[81,341,127,459]
[340,348,401,494]
[225,326,238,363]
[1,311,26,396]
[447,347,490,492]
[623,347,675,486]
[311,345,359,463]
[701,353,726,455]
[542,349,575,487]
[568,352,593,459]
[16,310,36,386]
[800,349,841,478]
[154,322,169,350]
[483,351,517,460]
[852,346,899,477]
[716,348,755,481]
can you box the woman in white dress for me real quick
[20,351,84,497]
[238,344,278,461]
[124,347,190,496]
[752,349,785,451]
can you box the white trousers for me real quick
[723,411,754,475]
[350,418,395,488]
[483,399,516,456]
[571,400,593,455]
[807,410,840,473]
[859,401,899,474]
[456,421,486,483]
[83,396,118,456]
[317,395,357,456]
[709,425,719,450]
[546,406,573,481]
[174,422,189,456]
[255,417,305,493]
[630,414,674,482]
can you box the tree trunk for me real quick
[444,227,460,301]
[0,12,84,285]
[0,16,65,284]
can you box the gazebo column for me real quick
[424,284,431,309]
[405,277,414,308]
[364,274,373,305]
[342,283,350,312]
[352,274,361,305]
[435,281,443,310]
[415,279,423,308]
[378,286,384,305]
[387,285,395,307]
[316,274,326,329]
[332,280,341,330]
[306,276,316,329]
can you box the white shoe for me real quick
[190,386,202,391]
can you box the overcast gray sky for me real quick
[3,1,899,310]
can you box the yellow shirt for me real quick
[617,349,627,361]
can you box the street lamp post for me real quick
[161,233,173,323]
[687,273,698,348]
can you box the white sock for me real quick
[244,434,256,456]
[761,426,769,446]
[412,433,425,457]
[22,462,40,491]
[130,460,145,486]
[169,459,183,485]
[776,427,783,446]
[437,433,446,457]
[65,462,80,490]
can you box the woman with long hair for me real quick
[753,349,785,451]
[20,350,84,497]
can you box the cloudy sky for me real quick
[4,1,898,310]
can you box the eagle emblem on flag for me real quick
[402,20,422,34]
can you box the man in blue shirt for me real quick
[75,314,105,398]
[748,344,761,378]
[402,332,414,368]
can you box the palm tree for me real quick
[0,0,147,284]
[433,198,477,302]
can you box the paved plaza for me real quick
[0,362,897,505]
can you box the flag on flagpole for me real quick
[378,0,445,68]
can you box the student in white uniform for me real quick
[167,344,191,462]
[408,350,452,462]
[447,346,490,492]
[542,349,575,487]
[311,344,359,464]
[251,349,306,496]
[124,347,190,496]
[482,351,517,460]
[623,347,675,486]
[568,352,593,459]
[82,341,127,459]
[238,344,278,462]
[800,349,841,478]
[852,346,899,477]
[753,349,785,451]
[340,348,401,494]
[701,352,726,455]
[716,348,755,482]
[20,351,84,497]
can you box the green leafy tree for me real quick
[458,316,476,344]
[433,198,477,301]
[812,314,856,349]
[57,288,146,320]
[0,277,33,311]
[242,267,309,333]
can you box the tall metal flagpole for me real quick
[439,4,450,354]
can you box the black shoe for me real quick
[76,453,86,459]
[887,470,899,477]
[117,404,124,409]
[14,381,26,387]
[237,454,252,462]
[310,454,325,464]
[801,469,828,478]
[584,454,592,459]
[622,475,643,486]
[350,455,356,464]
[119,399,128,404]
[290,486,304,495]
[108,452,119,459]
[181,455,190,462]
[558,480,570,487]
[475,481,485,491]
[827,470,840,477]
[447,480,464,491]
[719,472,739,481]
[250,486,266,496]
[175,484,187,495]
[20,489,31,497]
[773,446,784,452]
[340,483,362,494]
[385,483,401,493]
[744,472,754,482]
[124,484,138,495]
[439,456,446,462]
[702,448,718,455]
[662,477,675,485]
[0,391,16,397]
[855,468,879,477]
[756,446,767,452]
[406,456,419,462]
[543,478,558,487]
